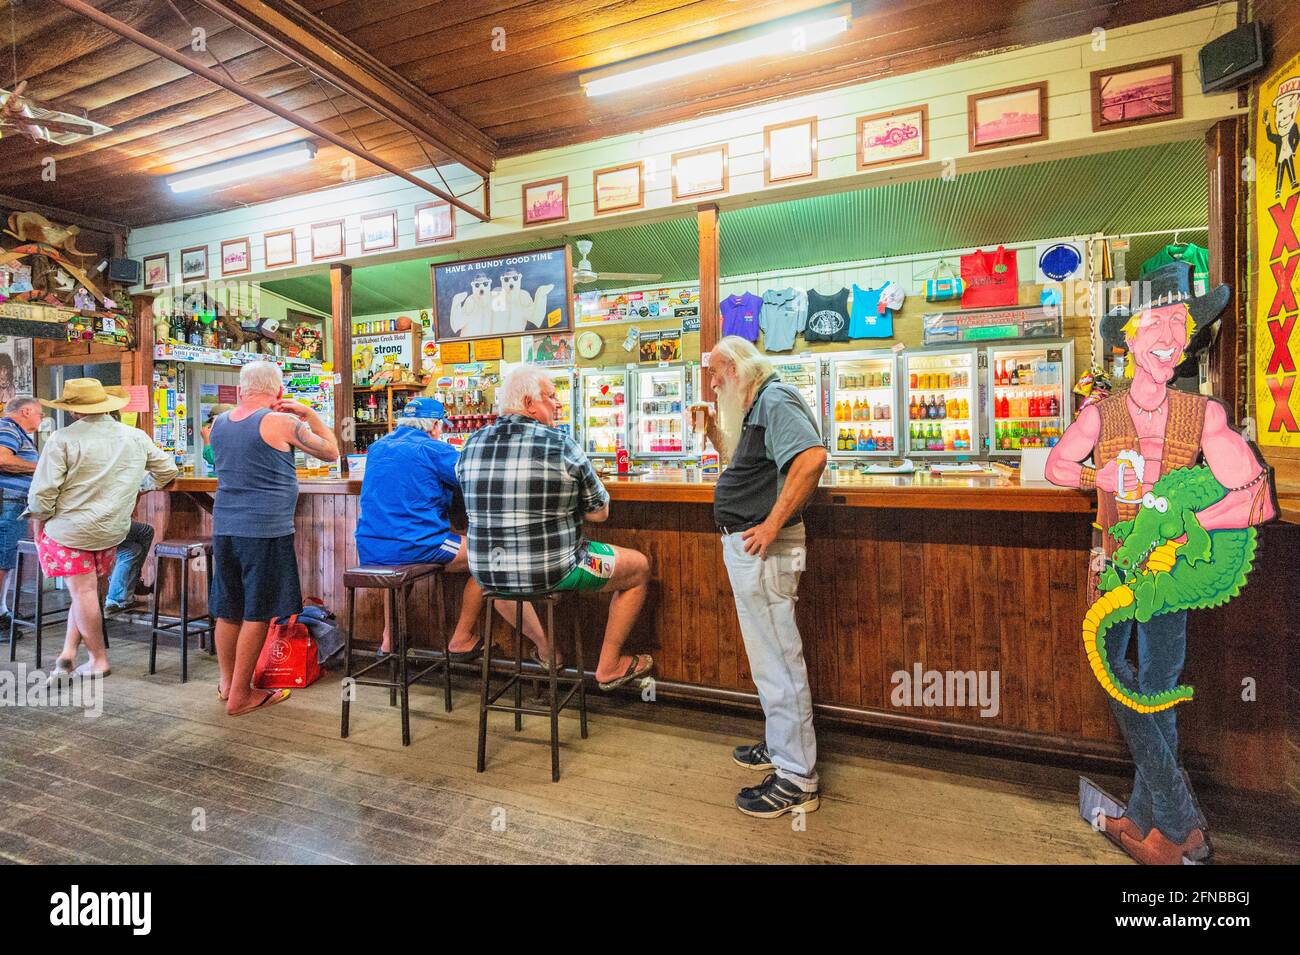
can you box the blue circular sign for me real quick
[1038,243,1082,282]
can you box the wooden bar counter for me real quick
[136,468,1297,796]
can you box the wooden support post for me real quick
[131,293,155,436]
[1205,118,1244,421]
[330,263,354,470]
[697,203,721,402]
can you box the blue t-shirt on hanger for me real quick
[849,284,893,339]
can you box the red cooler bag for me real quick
[254,614,322,689]
[960,246,1018,308]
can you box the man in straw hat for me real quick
[28,379,178,680]
[1046,273,1276,864]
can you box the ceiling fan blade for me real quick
[29,117,96,135]
[598,272,663,282]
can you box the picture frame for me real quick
[522,177,568,226]
[1090,56,1182,133]
[857,106,928,169]
[968,82,1048,151]
[311,219,345,261]
[220,237,251,276]
[764,116,818,185]
[179,245,208,282]
[263,229,296,268]
[143,253,169,289]
[593,162,643,214]
[360,209,398,252]
[672,144,728,201]
[431,245,573,345]
[414,201,455,244]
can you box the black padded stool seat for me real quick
[148,539,215,683]
[477,589,588,782]
[341,561,450,746]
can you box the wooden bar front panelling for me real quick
[135,486,1296,796]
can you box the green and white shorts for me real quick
[554,541,617,592]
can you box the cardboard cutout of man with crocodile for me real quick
[1046,264,1277,865]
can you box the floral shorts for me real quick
[36,531,117,578]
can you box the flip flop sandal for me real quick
[229,688,291,716]
[446,638,484,663]
[74,661,110,678]
[529,646,564,670]
[598,653,653,691]
[46,658,75,686]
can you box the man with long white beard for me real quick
[700,335,828,817]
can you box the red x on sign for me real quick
[1267,375,1298,433]
[1269,195,1299,260]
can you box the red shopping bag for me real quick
[253,614,322,689]
[960,246,1019,308]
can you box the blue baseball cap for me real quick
[402,396,446,420]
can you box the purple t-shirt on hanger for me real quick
[720,292,763,342]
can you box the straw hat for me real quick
[40,378,130,414]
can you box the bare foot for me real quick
[227,688,290,716]
[448,633,479,654]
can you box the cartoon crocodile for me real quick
[1081,465,1258,714]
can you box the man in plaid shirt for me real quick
[457,366,653,690]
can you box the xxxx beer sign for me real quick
[1255,52,1300,446]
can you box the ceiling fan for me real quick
[0,81,111,146]
[572,239,661,286]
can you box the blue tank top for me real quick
[211,408,299,538]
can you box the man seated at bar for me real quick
[355,395,544,659]
[456,365,652,689]
[0,396,42,631]
[702,335,828,818]
[209,361,339,715]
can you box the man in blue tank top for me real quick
[209,361,339,716]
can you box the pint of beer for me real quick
[689,402,714,435]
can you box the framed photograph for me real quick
[143,253,169,289]
[264,229,296,268]
[1091,56,1182,132]
[414,201,455,244]
[311,219,345,261]
[672,145,728,201]
[360,210,398,252]
[857,106,928,169]
[179,245,208,282]
[593,162,643,214]
[220,237,251,276]
[764,117,817,185]
[431,245,573,344]
[522,177,568,226]
[968,82,1048,151]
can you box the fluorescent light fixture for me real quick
[166,142,318,193]
[582,10,850,97]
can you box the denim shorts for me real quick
[0,497,27,572]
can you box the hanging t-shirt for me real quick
[803,288,850,343]
[848,284,894,339]
[720,292,763,342]
[1140,243,1210,296]
[759,288,807,352]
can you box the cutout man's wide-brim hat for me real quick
[40,378,130,414]
[1100,261,1230,357]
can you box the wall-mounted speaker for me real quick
[1199,21,1266,95]
[107,256,142,285]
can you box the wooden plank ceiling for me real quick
[1,0,1209,228]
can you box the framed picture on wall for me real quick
[593,162,643,214]
[143,253,169,289]
[360,210,398,252]
[311,219,345,261]
[431,245,573,344]
[857,106,928,169]
[968,82,1048,151]
[522,177,568,226]
[264,229,296,268]
[1090,56,1182,132]
[220,237,251,276]
[672,145,728,201]
[764,116,818,185]
[179,245,208,282]
[414,201,455,244]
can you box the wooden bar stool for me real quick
[148,539,216,683]
[6,539,107,668]
[341,563,449,746]
[476,590,587,783]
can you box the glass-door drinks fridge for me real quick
[902,347,978,456]
[632,363,690,457]
[987,342,1073,455]
[547,367,576,439]
[827,350,898,457]
[580,367,628,457]
[770,356,822,436]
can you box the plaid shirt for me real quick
[455,414,610,594]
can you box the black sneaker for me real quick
[735,773,820,818]
[732,741,775,771]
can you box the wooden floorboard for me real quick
[1,628,1293,865]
